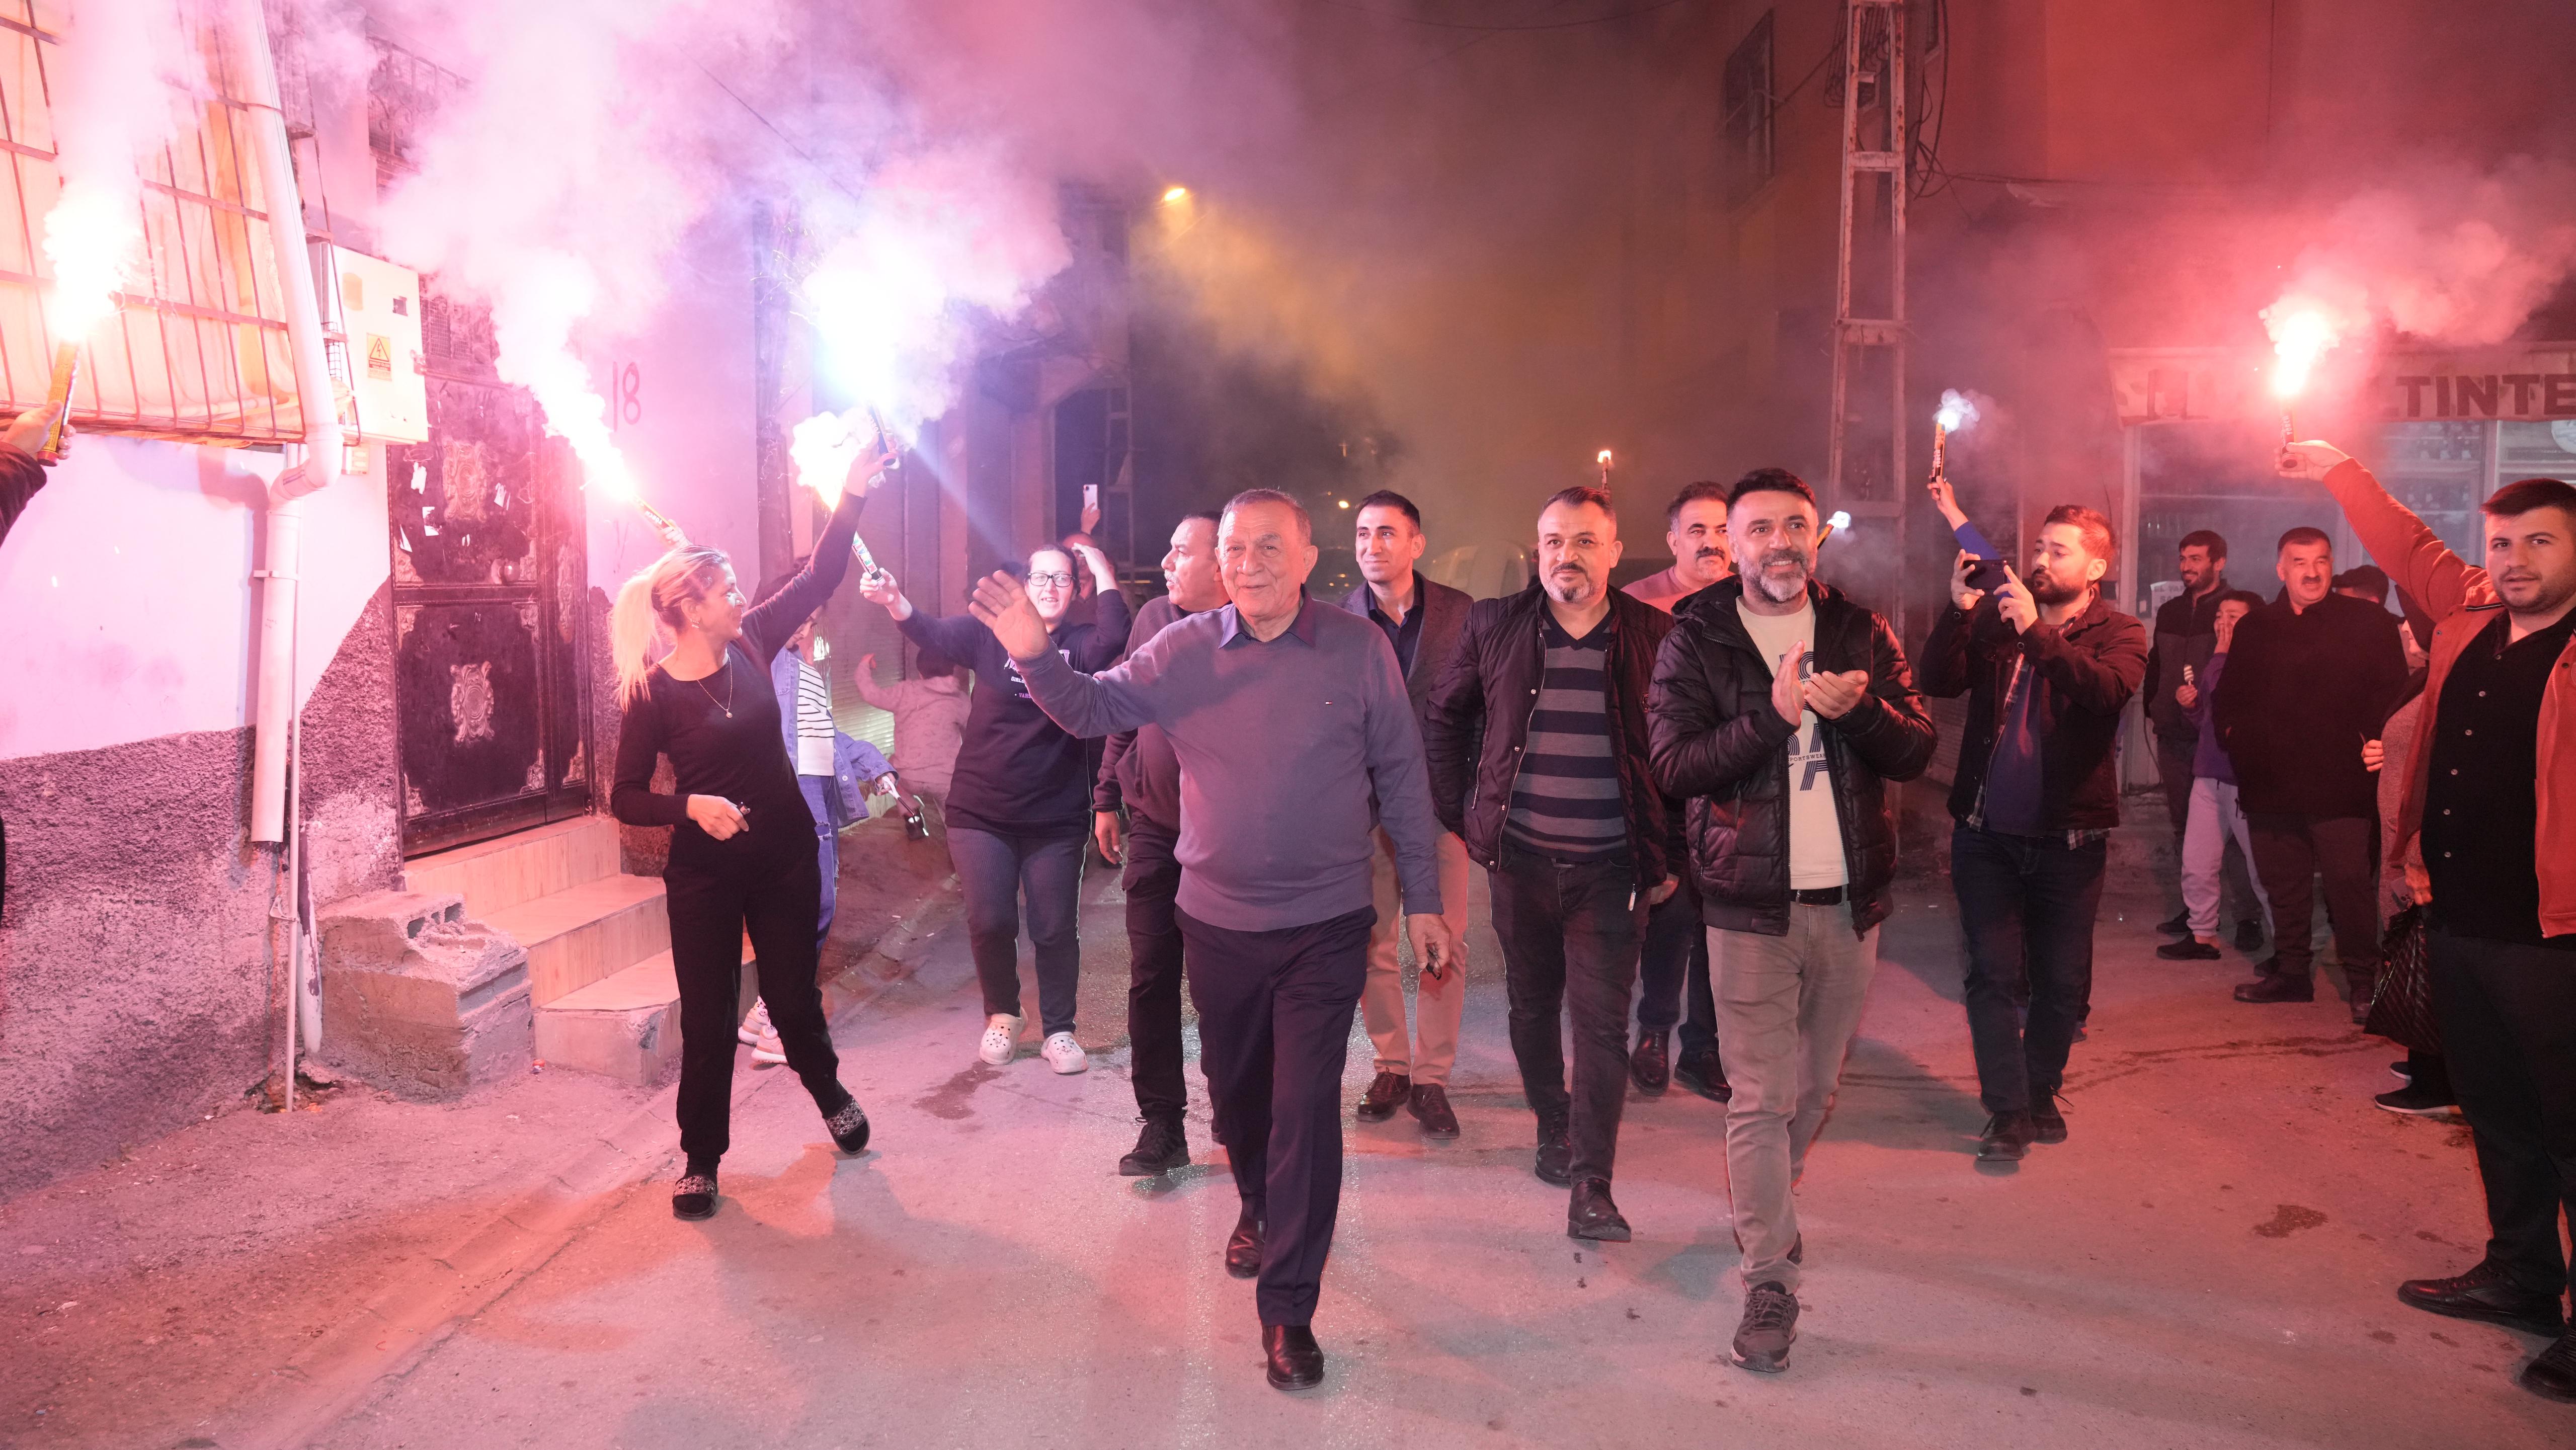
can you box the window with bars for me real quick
[1721,11,1777,204]
[0,0,300,442]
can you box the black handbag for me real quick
[2366,904,2440,1053]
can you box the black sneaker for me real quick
[2031,1096,2068,1144]
[672,1171,718,1221]
[2155,910,2192,936]
[825,1098,871,1155]
[2388,1060,2412,1084]
[2233,920,2266,952]
[1731,1281,1800,1373]
[2156,938,2221,960]
[1534,1108,1573,1186]
[2524,1331,2576,1403]
[1118,1115,1191,1175]
[2373,1083,2459,1116]
[1978,1112,2035,1162]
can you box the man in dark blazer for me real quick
[1342,489,1476,1136]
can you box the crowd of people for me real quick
[601,437,2576,1404]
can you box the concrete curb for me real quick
[230,877,959,1450]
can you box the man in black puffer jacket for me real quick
[1648,468,1935,1375]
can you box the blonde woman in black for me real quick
[609,478,874,1220]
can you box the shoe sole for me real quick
[1569,1222,1633,1243]
[1118,1152,1191,1177]
[1047,1059,1089,1075]
[1355,1105,1399,1122]
[1226,1257,1260,1280]
[2396,1285,2566,1338]
[2374,1099,2461,1117]
[2522,1365,2576,1402]
[1266,1370,1324,1392]
[1730,1345,1792,1374]
[2033,1124,2068,1145]
[1977,1145,2029,1162]
[751,1049,787,1066]
[672,1199,716,1222]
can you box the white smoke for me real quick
[40,0,208,340]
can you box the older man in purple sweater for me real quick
[968,488,1457,1394]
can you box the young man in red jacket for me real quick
[2284,440,2576,1404]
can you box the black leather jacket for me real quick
[1647,578,1936,937]
[1421,583,1672,892]
[1918,592,2148,833]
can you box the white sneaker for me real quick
[751,1030,787,1067]
[1041,1031,1088,1075]
[978,1014,1022,1067]
[739,999,775,1048]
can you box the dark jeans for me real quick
[1638,871,1718,1065]
[1123,817,1189,1121]
[1177,903,1374,1328]
[1489,845,1646,1184]
[1952,824,2108,1117]
[798,775,838,950]
[2244,813,2380,987]
[2429,926,2576,1303]
[2158,735,2260,929]
[668,848,849,1170]
[948,826,1084,1035]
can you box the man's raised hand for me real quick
[2276,440,2351,481]
[968,570,1054,660]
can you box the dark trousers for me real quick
[1177,903,1374,1328]
[1489,846,1646,1184]
[948,826,1085,1035]
[1123,817,1189,1121]
[2158,735,2260,928]
[668,848,849,1169]
[1953,824,2108,1117]
[2430,926,2576,1303]
[798,776,839,950]
[1638,871,1718,1065]
[2244,814,2381,986]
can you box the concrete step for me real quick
[533,938,756,1087]
[405,817,622,920]
[485,873,671,1007]
[314,889,533,1100]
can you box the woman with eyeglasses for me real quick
[860,542,1128,1073]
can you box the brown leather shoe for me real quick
[1408,1082,1460,1138]
[1225,1205,1264,1279]
[1356,1069,1409,1122]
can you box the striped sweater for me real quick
[1503,613,1624,860]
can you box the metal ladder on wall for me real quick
[1825,0,1910,639]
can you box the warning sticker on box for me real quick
[367,335,393,380]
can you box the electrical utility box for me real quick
[309,243,431,446]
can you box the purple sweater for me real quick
[1016,594,1444,932]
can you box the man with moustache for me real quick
[1921,505,2147,1164]
[1093,511,1229,1177]
[970,490,1457,1393]
[1422,486,1673,1240]
[1623,479,1736,1100]
[2212,526,2408,1015]
[2283,441,2576,1403]
[1343,490,1475,1138]
[1650,469,1934,1372]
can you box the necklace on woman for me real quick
[694,658,735,719]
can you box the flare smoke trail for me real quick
[39,0,206,341]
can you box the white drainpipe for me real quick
[225,0,346,1097]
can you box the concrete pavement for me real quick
[273,864,2560,1450]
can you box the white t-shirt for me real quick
[1735,598,1848,889]
[794,658,836,777]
